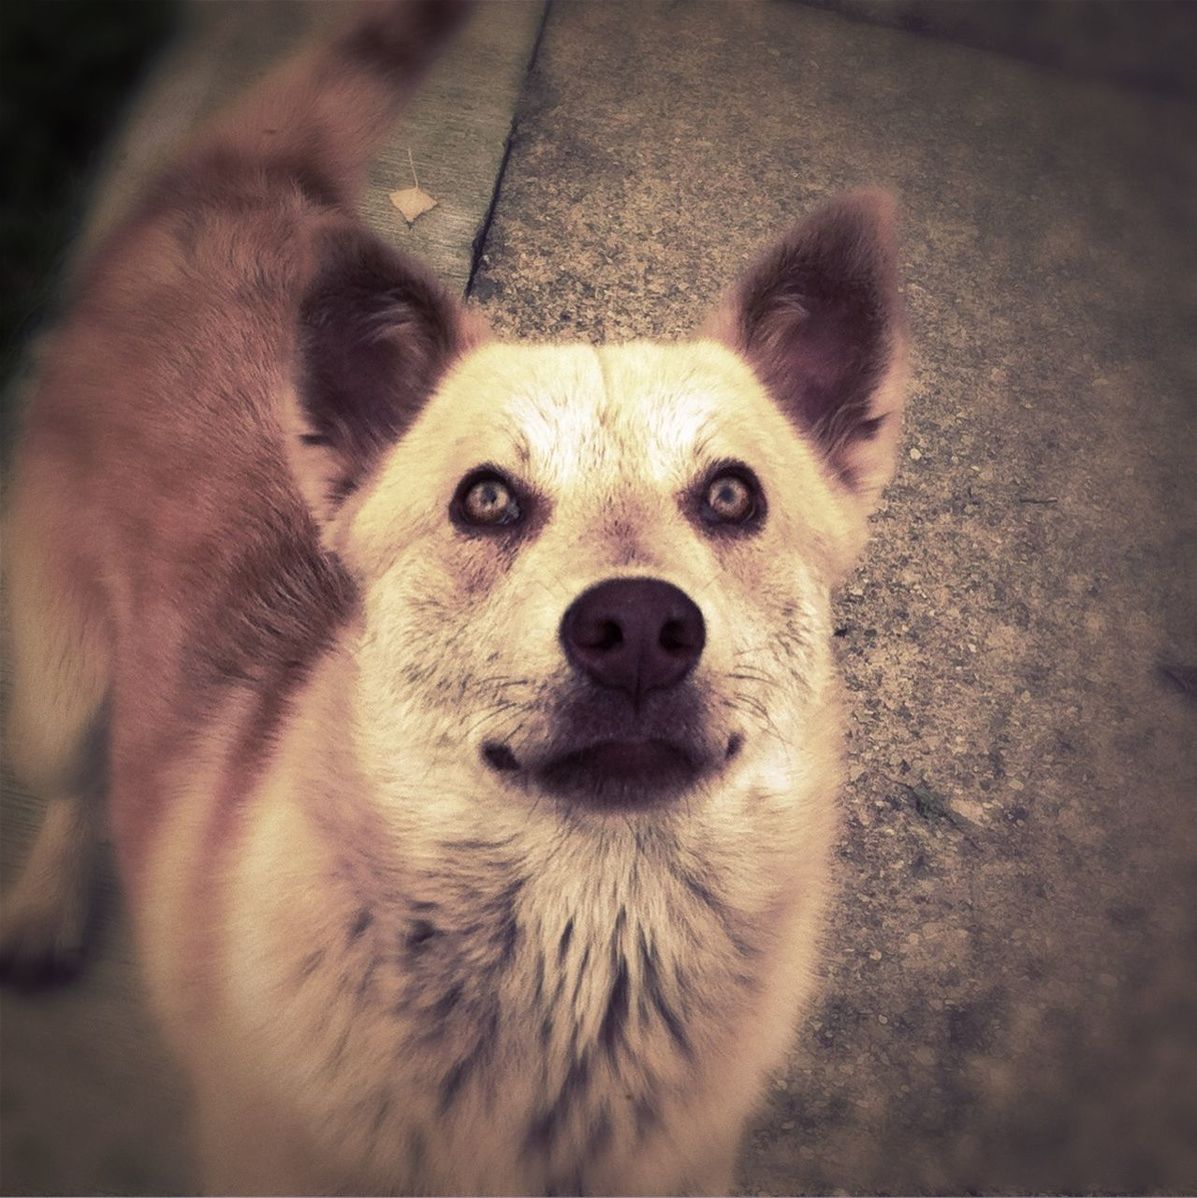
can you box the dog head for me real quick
[289,192,906,813]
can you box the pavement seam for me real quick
[466,0,554,298]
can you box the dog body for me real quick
[1,3,907,1193]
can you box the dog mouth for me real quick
[481,732,743,806]
[541,736,700,796]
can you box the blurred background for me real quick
[2,1,1196,1194]
[1,0,179,401]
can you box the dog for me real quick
[0,1,908,1192]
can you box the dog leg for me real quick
[0,792,99,985]
[1,477,110,986]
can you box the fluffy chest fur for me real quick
[198,651,838,1195]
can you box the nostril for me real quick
[591,619,622,652]
[660,619,694,654]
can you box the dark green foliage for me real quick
[0,0,180,400]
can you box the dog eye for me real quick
[454,471,522,528]
[702,468,761,527]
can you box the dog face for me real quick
[337,340,842,811]
[293,192,906,821]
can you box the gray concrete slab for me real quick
[471,1,1197,1193]
[799,0,1197,103]
[84,0,545,294]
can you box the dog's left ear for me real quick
[703,190,908,508]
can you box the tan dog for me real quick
[0,1,907,1193]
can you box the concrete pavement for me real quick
[473,6,1197,1189]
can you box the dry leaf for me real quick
[390,186,438,225]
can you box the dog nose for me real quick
[560,578,705,701]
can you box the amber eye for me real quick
[703,470,760,526]
[454,471,522,528]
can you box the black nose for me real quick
[560,578,706,702]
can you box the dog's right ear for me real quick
[702,190,908,511]
[287,227,486,529]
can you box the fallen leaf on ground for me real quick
[390,186,438,225]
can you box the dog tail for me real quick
[171,0,472,210]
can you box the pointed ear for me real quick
[287,226,488,526]
[702,190,908,507]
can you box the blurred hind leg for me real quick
[1,481,110,986]
[0,785,102,985]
